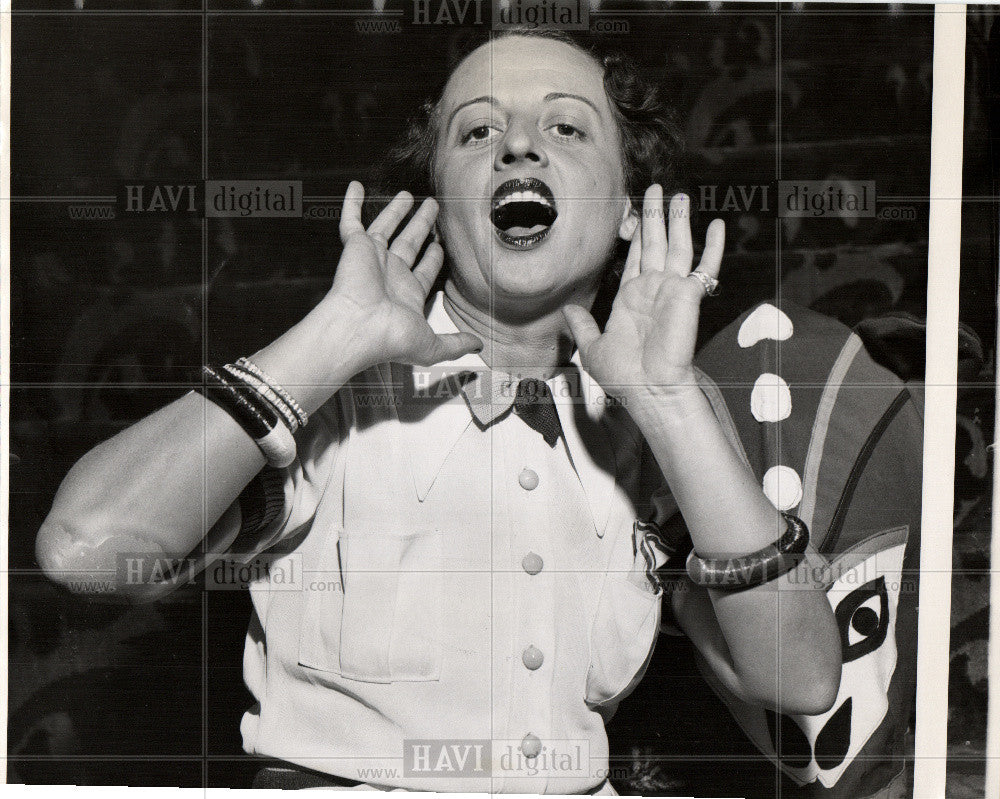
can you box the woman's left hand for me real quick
[563,185,725,402]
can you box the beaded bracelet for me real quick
[685,512,809,590]
[236,357,308,429]
[223,363,300,433]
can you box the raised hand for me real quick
[563,185,725,402]
[322,181,483,367]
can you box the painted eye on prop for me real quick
[834,576,890,663]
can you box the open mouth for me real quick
[490,178,558,249]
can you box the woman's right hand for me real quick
[319,181,483,368]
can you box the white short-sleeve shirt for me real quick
[236,292,671,794]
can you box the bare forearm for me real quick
[629,385,841,714]
[36,183,480,597]
[37,393,263,580]
[248,297,377,416]
[36,306,368,591]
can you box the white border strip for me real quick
[912,5,966,798]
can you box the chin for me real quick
[487,271,562,305]
[443,222,614,317]
[473,256,596,319]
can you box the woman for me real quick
[36,30,842,793]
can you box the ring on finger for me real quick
[687,270,720,297]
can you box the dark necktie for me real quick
[512,378,563,447]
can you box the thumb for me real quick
[423,332,484,365]
[562,304,601,353]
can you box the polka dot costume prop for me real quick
[647,300,924,798]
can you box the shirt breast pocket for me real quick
[297,526,444,683]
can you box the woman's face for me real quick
[433,36,633,321]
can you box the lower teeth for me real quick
[504,225,547,237]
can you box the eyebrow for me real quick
[445,91,603,130]
[446,96,499,130]
[543,92,602,116]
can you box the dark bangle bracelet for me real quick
[198,366,297,467]
[206,365,281,430]
[199,365,278,439]
[197,382,268,440]
[685,513,810,590]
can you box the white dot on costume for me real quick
[762,466,802,511]
[737,303,794,348]
[751,373,792,422]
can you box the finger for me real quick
[664,193,694,278]
[695,218,725,280]
[640,184,667,272]
[338,181,366,243]
[389,197,439,266]
[422,332,484,365]
[411,240,445,295]
[367,190,415,246]
[621,220,642,283]
[562,304,602,353]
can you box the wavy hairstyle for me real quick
[366,28,687,324]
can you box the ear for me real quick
[618,197,638,241]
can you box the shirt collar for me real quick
[419,291,609,423]
[418,294,525,427]
[400,292,620,536]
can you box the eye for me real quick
[834,576,890,663]
[461,125,499,145]
[549,122,586,140]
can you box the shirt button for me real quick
[522,552,543,575]
[518,468,539,491]
[522,645,544,670]
[521,733,542,759]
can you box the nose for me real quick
[494,120,548,170]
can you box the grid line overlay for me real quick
[0,2,974,796]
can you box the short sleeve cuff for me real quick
[226,466,295,562]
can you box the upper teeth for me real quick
[495,190,552,209]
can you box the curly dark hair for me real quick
[366,28,687,324]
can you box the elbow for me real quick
[36,516,165,603]
[780,666,841,716]
[810,651,844,714]
[36,516,115,597]
[35,446,185,602]
[36,518,84,584]
[736,652,842,717]
[786,623,844,716]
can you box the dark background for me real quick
[7,2,995,795]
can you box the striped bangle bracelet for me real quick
[198,366,297,468]
[685,512,810,590]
